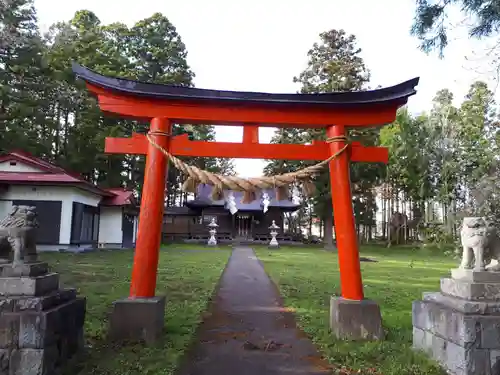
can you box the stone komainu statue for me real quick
[460,216,500,271]
[0,205,38,265]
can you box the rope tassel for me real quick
[275,186,289,201]
[241,190,257,204]
[211,185,225,201]
[181,177,199,194]
[302,180,316,197]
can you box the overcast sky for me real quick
[34,0,496,177]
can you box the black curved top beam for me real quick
[72,62,419,107]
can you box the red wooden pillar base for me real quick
[108,117,171,344]
[326,125,384,341]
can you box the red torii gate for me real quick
[73,63,418,342]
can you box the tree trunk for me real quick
[63,110,70,156]
[382,193,387,239]
[452,199,458,238]
[402,194,407,244]
[308,205,313,237]
[387,192,392,248]
[323,204,335,250]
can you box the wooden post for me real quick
[243,124,259,144]
[232,214,236,239]
[326,125,364,301]
[130,118,172,298]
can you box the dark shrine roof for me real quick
[72,63,419,108]
[185,184,300,212]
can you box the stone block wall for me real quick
[413,271,500,375]
[0,263,86,375]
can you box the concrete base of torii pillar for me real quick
[329,297,384,340]
[108,297,166,344]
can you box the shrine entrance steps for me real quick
[175,246,331,375]
[231,236,251,246]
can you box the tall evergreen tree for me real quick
[293,29,374,248]
[0,8,232,204]
[0,0,47,154]
[412,0,500,55]
[458,81,500,222]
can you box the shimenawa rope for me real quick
[146,131,348,203]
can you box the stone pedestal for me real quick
[413,269,500,375]
[268,235,279,249]
[329,297,384,340]
[108,296,165,344]
[0,262,86,375]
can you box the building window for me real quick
[92,212,99,242]
[80,211,94,242]
[195,215,216,224]
[71,202,99,244]
[203,215,217,223]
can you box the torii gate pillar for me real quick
[109,118,171,344]
[130,118,172,298]
[327,125,384,340]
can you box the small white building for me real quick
[0,151,139,251]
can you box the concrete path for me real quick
[175,247,332,375]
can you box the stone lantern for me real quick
[268,220,280,249]
[207,217,219,246]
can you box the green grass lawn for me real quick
[36,243,454,375]
[255,245,453,375]
[39,244,231,375]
